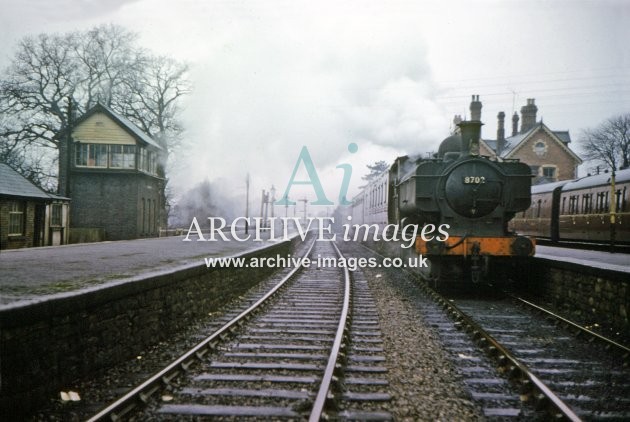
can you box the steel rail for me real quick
[415,289,582,421]
[309,240,351,422]
[509,294,630,355]
[357,242,583,421]
[87,238,316,422]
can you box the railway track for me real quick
[428,285,630,419]
[87,239,392,421]
[356,242,630,420]
[455,294,629,418]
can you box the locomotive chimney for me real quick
[512,112,519,136]
[469,94,482,121]
[458,120,483,155]
[497,111,505,155]
[520,98,538,132]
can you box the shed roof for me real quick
[0,163,68,201]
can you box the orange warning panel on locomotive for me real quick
[416,235,535,257]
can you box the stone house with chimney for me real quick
[460,95,582,185]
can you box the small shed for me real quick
[0,163,70,249]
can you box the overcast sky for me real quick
[1,0,629,212]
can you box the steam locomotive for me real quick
[352,119,535,283]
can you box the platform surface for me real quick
[0,233,286,306]
[535,245,630,273]
[2,237,627,307]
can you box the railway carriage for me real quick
[511,168,630,244]
[357,169,389,225]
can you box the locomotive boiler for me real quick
[347,118,535,283]
[393,120,534,282]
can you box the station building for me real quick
[0,163,70,249]
[459,96,582,185]
[58,103,166,242]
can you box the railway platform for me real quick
[0,232,301,417]
[535,244,630,273]
[0,233,283,307]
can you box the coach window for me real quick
[8,201,25,235]
[582,194,592,214]
[561,197,566,214]
[615,189,623,213]
[569,195,579,214]
[536,199,542,218]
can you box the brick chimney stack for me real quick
[512,112,519,136]
[469,94,482,121]
[520,98,538,133]
[497,111,505,155]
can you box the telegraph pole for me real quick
[299,197,308,225]
[283,194,289,233]
[261,189,269,228]
[610,168,616,252]
[270,185,276,219]
[245,173,250,234]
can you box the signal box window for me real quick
[75,143,108,167]
[110,145,136,169]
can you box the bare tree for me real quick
[0,32,78,151]
[0,99,58,189]
[115,54,191,153]
[72,24,140,109]
[580,113,630,172]
[0,24,190,190]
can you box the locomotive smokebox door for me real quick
[445,162,502,218]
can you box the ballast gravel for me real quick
[339,240,484,421]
